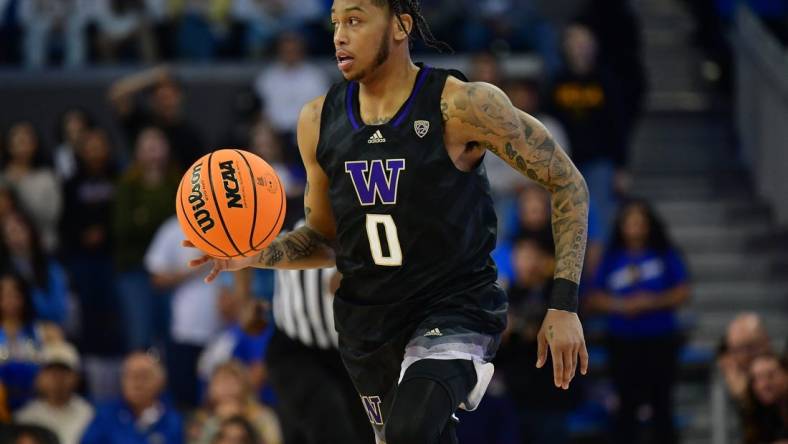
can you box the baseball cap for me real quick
[40,342,80,371]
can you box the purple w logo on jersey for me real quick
[361,395,384,425]
[344,159,406,206]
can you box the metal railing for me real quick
[735,5,788,227]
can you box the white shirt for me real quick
[15,396,94,444]
[255,62,329,133]
[144,217,220,345]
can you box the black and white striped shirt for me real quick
[271,223,339,349]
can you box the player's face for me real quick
[331,0,394,81]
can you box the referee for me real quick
[265,221,372,444]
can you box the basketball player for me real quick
[187,1,590,442]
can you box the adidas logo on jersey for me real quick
[424,328,443,337]
[367,130,387,144]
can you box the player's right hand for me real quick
[182,240,256,283]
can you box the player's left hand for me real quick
[536,309,589,390]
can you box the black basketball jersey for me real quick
[316,65,507,343]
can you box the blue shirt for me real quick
[592,248,688,337]
[0,324,41,410]
[31,261,69,324]
[80,400,183,444]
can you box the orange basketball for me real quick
[176,149,286,258]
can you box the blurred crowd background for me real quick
[0,0,787,444]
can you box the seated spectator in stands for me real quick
[113,127,180,351]
[145,215,221,408]
[548,23,627,236]
[54,108,93,180]
[18,0,90,68]
[254,31,329,152]
[741,353,788,444]
[60,127,124,401]
[587,199,690,444]
[108,66,204,170]
[191,361,282,444]
[0,212,68,325]
[170,0,239,61]
[93,0,156,64]
[718,313,774,404]
[212,415,266,444]
[496,239,579,444]
[0,271,62,410]
[15,342,94,444]
[248,122,305,227]
[460,0,559,70]
[81,351,183,444]
[232,0,325,56]
[577,0,646,156]
[1,121,61,251]
[493,184,552,285]
[197,268,274,405]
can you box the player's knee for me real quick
[385,413,438,444]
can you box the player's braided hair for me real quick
[373,0,452,53]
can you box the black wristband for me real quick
[548,278,579,313]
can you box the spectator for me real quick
[548,23,626,236]
[18,0,90,68]
[212,415,264,444]
[0,211,69,325]
[492,184,552,286]
[191,361,282,444]
[460,0,559,70]
[108,66,205,170]
[53,108,93,181]
[254,32,329,146]
[113,127,180,351]
[145,215,221,408]
[496,239,579,444]
[1,121,62,252]
[81,351,184,444]
[15,342,94,444]
[742,353,788,444]
[0,271,62,410]
[248,122,305,227]
[578,0,646,161]
[171,0,244,61]
[197,270,273,401]
[718,313,774,404]
[587,199,691,444]
[232,0,325,56]
[59,128,124,400]
[93,0,156,64]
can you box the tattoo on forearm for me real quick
[259,226,328,267]
[445,82,589,283]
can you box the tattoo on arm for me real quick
[258,226,329,267]
[447,82,589,283]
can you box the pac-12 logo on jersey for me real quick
[344,159,405,206]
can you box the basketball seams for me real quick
[176,172,233,258]
[252,171,287,249]
[207,151,244,256]
[234,149,259,251]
